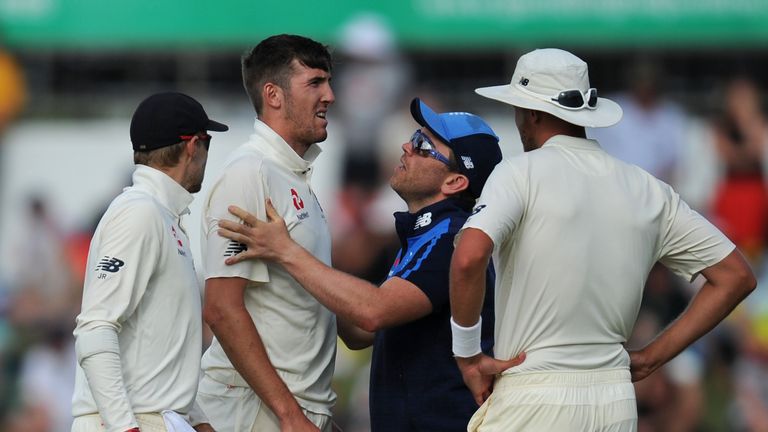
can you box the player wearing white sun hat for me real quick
[449,48,755,431]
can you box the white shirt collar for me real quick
[542,134,603,151]
[130,165,194,216]
[246,118,322,175]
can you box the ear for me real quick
[184,137,199,161]
[263,82,283,110]
[441,172,470,197]
[529,109,543,124]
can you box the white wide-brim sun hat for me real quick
[475,48,623,128]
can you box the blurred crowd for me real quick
[1,16,768,432]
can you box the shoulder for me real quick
[208,148,272,196]
[111,190,163,218]
[492,155,531,177]
[481,156,530,195]
[99,191,165,235]
[420,216,458,251]
[439,207,471,236]
[224,147,267,179]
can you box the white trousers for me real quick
[196,373,331,432]
[468,368,638,432]
[72,413,167,432]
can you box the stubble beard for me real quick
[285,97,326,148]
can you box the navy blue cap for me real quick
[410,98,502,198]
[130,92,228,152]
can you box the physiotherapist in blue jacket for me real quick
[216,98,525,431]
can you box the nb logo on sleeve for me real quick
[471,204,487,216]
[96,256,125,273]
[224,240,247,257]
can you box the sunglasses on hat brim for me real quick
[516,84,598,111]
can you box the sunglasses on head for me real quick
[410,130,453,167]
[180,133,212,150]
[516,84,598,111]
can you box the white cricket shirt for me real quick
[463,135,735,372]
[72,166,203,420]
[200,119,336,414]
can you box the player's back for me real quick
[478,135,682,372]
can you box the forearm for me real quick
[641,278,751,369]
[337,318,374,350]
[76,326,137,432]
[206,306,303,422]
[278,243,387,331]
[450,267,487,326]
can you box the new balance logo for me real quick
[96,256,125,273]
[414,212,432,229]
[224,240,247,257]
[471,204,486,216]
[461,156,475,169]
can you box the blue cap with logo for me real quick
[410,97,502,198]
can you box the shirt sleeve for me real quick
[77,328,138,432]
[657,186,736,282]
[73,198,163,432]
[203,157,269,282]
[460,157,528,250]
[75,198,162,333]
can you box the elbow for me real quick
[450,251,486,280]
[343,338,371,351]
[342,292,390,332]
[202,302,225,329]
[739,267,758,297]
[357,313,384,333]
[451,254,473,275]
[451,245,490,274]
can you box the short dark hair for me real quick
[241,34,333,116]
[134,140,186,167]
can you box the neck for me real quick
[150,164,187,191]
[537,121,586,147]
[406,194,446,214]
[261,113,310,158]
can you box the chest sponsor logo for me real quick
[291,188,309,220]
[96,256,125,278]
[414,212,432,229]
[291,188,305,210]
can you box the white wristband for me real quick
[451,316,482,358]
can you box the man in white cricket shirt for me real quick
[449,48,757,431]
[72,92,227,432]
[196,35,336,432]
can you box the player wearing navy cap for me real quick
[215,97,524,431]
[72,92,227,432]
